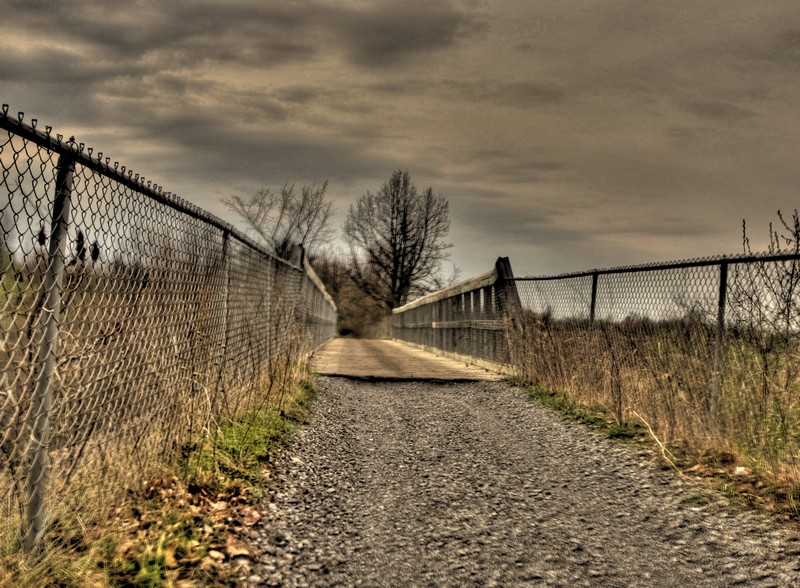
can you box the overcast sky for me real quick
[3,0,800,279]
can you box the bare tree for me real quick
[309,248,350,305]
[344,170,451,310]
[224,182,334,260]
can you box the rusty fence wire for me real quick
[0,106,336,552]
[393,253,800,477]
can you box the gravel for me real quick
[245,378,800,587]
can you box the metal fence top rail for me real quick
[0,104,301,272]
[516,252,800,282]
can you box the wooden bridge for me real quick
[309,338,502,381]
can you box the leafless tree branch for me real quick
[224,182,334,260]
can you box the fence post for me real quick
[590,272,599,322]
[214,230,231,405]
[25,153,75,550]
[711,261,729,422]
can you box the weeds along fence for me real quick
[392,253,800,480]
[0,106,337,553]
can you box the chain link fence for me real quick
[393,253,800,477]
[0,106,336,552]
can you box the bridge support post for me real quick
[494,257,520,363]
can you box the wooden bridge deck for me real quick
[309,338,503,381]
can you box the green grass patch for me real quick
[205,410,299,485]
[187,371,317,489]
[114,373,319,586]
[522,384,646,443]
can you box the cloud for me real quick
[744,28,800,68]
[0,44,146,84]
[681,100,755,122]
[277,86,318,105]
[458,149,566,185]
[771,29,800,63]
[94,104,395,196]
[368,79,432,97]
[4,0,485,73]
[2,0,323,72]
[501,82,567,107]
[329,0,486,68]
[441,80,567,108]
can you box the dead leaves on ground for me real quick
[103,475,265,586]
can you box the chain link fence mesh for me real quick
[511,264,723,443]
[511,257,800,473]
[0,107,336,552]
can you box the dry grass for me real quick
[1,362,318,587]
[507,310,800,515]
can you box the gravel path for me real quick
[244,378,800,587]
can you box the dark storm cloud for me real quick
[681,100,755,122]
[2,0,483,75]
[95,103,394,191]
[3,0,320,67]
[328,0,486,68]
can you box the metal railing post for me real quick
[711,261,729,422]
[214,230,231,404]
[590,272,599,322]
[25,153,75,550]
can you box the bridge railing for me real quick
[391,257,520,367]
[0,106,336,550]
